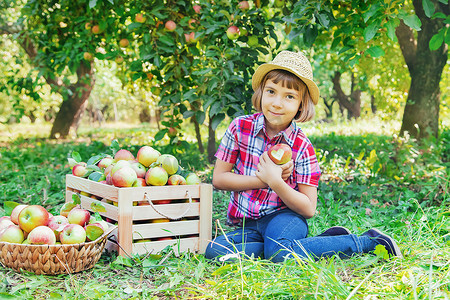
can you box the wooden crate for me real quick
[65,174,213,257]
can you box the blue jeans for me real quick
[205,208,377,262]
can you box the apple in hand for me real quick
[60,224,86,244]
[67,208,91,227]
[0,225,24,243]
[48,215,69,241]
[18,205,50,233]
[28,226,56,245]
[11,204,28,225]
[268,144,292,165]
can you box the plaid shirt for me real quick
[215,113,321,226]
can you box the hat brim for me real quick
[252,63,319,105]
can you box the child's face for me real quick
[261,79,301,133]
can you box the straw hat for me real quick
[251,51,320,105]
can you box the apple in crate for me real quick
[0,224,24,243]
[130,161,147,178]
[157,154,179,175]
[97,157,114,169]
[28,225,56,245]
[186,173,201,185]
[11,204,28,225]
[0,217,14,232]
[114,149,135,161]
[72,163,89,177]
[67,208,91,226]
[112,166,138,187]
[134,178,147,187]
[111,160,131,176]
[268,144,292,165]
[145,166,168,186]
[48,215,69,241]
[60,224,86,244]
[18,205,50,233]
[168,174,186,185]
[137,146,161,167]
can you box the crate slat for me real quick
[132,203,200,220]
[132,220,199,239]
[133,237,199,256]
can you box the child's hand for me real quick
[280,160,294,181]
[256,152,283,186]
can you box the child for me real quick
[205,51,402,262]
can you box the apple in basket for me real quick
[28,225,56,245]
[67,208,91,227]
[48,215,69,241]
[268,144,292,165]
[60,224,86,244]
[18,205,50,233]
[10,204,28,225]
[60,202,77,217]
[85,222,108,241]
[0,216,14,232]
[0,224,24,243]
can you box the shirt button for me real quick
[255,201,259,205]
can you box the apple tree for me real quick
[284,0,449,139]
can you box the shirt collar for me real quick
[254,113,297,147]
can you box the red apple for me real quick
[238,1,250,10]
[145,166,168,186]
[85,22,92,30]
[168,174,187,185]
[185,32,196,44]
[11,204,28,225]
[119,38,129,48]
[83,52,94,61]
[104,163,115,177]
[67,208,91,227]
[130,161,147,178]
[112,166,138,187]
[226,26,240,40]
[268,144,292,165]
[0,217,14,232]
[85,223,105,241]
[18,205,50,233]
[168,127,178,138]
[137,146,161,167]
[111,160,131,176]
[193,5,201,13]
[72,163,89,177]
[48,215,69,241]
[60,224,86,244]
[165,20,176,31]
[105,173,113,185]
[134,178,147,187]
[97,157,114,169]
[60,202,77,217]
[91,25,102,34]
[115,55,124,64]
[186,173,201,185]
[135,13,146,23]
[157,154,179,175]
[114,149,135,162]
[0,225,24,243]
[28,226,56,245]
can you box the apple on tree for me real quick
[193,5,201,13]
[226,26,240,40]
[268,144,292,165]
[165,20,177,32]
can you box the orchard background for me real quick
[0,0,449,299]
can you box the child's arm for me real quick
[212,159,269,191]
[256,152,317,219]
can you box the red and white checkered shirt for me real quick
[215,113,321,226]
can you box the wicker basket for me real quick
[0,225,116,275]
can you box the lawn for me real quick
[0,118,449,299]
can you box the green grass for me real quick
[0,118,449,299]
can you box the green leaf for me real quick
[429,28,445,50]
[316,13,330,28]
[89,0,97,8]
[72,193,81,205]
[88,171,104,182]
[4,201,20,216]
[112,256,134,268]
[363,21,380,42]
[365,46,385,57]
[374,244,389,259]
[87,154,108,166]
[401,14,422,31]
[110,139,120,155]
[154,129,167,142]
[71,151,82,163]
[211,113,225,131]
[422,0,435,18]
[91,201,106,213]
[385,19,397,41]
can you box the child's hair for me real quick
[251,69,315,122]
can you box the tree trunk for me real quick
[332,71,361,119]
[207,116,216,164]
[190,100,204,154]
[396,0,448,139]
[50,62,94,138]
